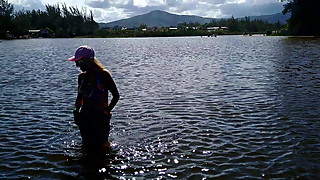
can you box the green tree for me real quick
[227,16,240,32]
[138,23,147,30]
[84,10,98,35]
[282,0,320,36]
[12,10,31,36]
[45,4,61,33]
[0,0,14,37]
[178,22,188,30]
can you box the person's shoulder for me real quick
[78,72,86,79]
[101,70,111,77]
[100,70,113,83]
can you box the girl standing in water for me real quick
[68,45,119,148]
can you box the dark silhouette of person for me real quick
[68,45,119,149]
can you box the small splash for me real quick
[110,141,118,147]
[120,165,128,169]
[99,168,107,173]
[201,168,209,172]
[168,174,177,178]
[202,151,211,154]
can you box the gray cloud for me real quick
[220,2,284,17]
[90,0,285,22]
[109,0,284,19]
[13,0,45,11]
[111,0,134,9]
[85,0,110,9]
[10,0,286,23]
[122,6,167,18]
[108,0,169,18]
[164,0,180,7]
[170,1,199,12]
[110,0,200,18]
[93,9,102,17]
[9,0,284,22]
[199,0,226,5]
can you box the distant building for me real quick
[186,27,198,30]
[121,27,136,30]
[220,27,228,31]
[207,27,228,32]
[28,29,51,38]
[207,27,220,32]
[272,30,281,34]
[141,27,157,32]
[169,27,178,30]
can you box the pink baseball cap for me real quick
[68,45,95,61]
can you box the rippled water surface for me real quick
[0,36,319,179]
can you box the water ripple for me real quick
[0,36,319,179]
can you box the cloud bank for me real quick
[10,0,286,23]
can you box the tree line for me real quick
[0,0,98,38]
[181,16,284,34]
[94,17,284,38]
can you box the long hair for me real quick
[82,57,109,73]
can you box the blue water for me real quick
[0,36,319,179]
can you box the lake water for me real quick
[0,36,319,179]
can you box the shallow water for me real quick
[0,36,319,179]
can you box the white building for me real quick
[207,27,228,32]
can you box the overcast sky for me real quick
[10,0,286,23]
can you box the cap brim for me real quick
[68,56,82,61]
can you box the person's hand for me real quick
[73,110,81,125]
[73,110,79,116]
[104,110,112,119]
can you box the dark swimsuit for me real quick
[78,72,110,147]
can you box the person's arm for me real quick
[104,71,119,112]
[74,73,85,112]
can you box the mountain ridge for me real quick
[99,10,289,28]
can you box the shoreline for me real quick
[1,34,319,40]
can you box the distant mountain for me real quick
[100,10,213,28]
[99,10,290,28]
